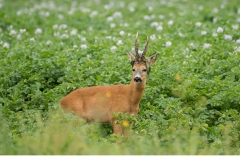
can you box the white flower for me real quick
[210,59,216,63]
[166,41,172,47]
[168,20,174,26]
[88,27,93,31]
[150,22,158,27]
[159,15,165,19]
[80,44,87,49]
[213,18,217,23]
[232,24,239,30]
[68,10,74,15]
[217,27,223,33]
[179,32,184,37]
[17,34,21,40]
[35,28,42,34]
[117,40,123,45]
[52,24,58,29]
[195,22,202,27]
[46,40,52,45]
[106,36,112,39]
[61,34,69,39]
[81,8,90,13]
[212,8,218,13]
[110,46,117,51]
[237,18,240,23]
[201,31,207,35]
[70,29,78,36]
[9,30,17,35]
[30,38,35,41]
[123,23,129,27]
[203,43,212,49]
[156,25,163,31]
[143,15,151,20]
[119,30,125,36]
[20,29,26,33]
[53,32,59,37]
[113,12,122,18]
[129,7,135,12]
[59,24,67,29]
[224,34,232,41]
[150,34,156,40]
[45,11,50,17]
[234,47,240,52]
[212,32,218,37]
[236,39,240,44]
[90,11,98,17]
[104,4,111,10]
[3,43,9,48]
[184,48,189,53]
[17,10,22,16]
[73,45,78,48]
[189,43,195,47]
[133,48,143,53]
[87,54,92,59]
[198,6,203,10]
[81,37,86,42]
[107,16,113,21]
[148,6,153,11]
[110,23,116,28]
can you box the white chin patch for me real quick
[135,81,142,83]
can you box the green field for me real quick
[1,0,240,155]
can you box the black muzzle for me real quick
[134,77,142,83]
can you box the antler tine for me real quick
[135,33,139,61]
[142,36,149,60]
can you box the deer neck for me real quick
[128,78,146,106]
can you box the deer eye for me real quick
[132,69,135,72]
[142,69,147,72]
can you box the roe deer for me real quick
[60,33,157,135]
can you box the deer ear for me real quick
[126,52,135,62]
[147,53,157,65]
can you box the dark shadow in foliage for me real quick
[98,123,114,137]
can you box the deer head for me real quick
[127,33,157,83]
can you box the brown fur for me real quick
[60,36,157,135]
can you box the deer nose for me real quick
[134,77,142,83]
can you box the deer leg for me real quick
[122,123,132,137]
[113,124,123,135]
[111,119,123,135]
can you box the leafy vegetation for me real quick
[1,0,240,155]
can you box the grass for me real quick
[1,109,238,155]
[1,0,240,155]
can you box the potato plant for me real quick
[0,0,240,155]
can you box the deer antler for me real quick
[135,33,140,61]
[141,36,149,61]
